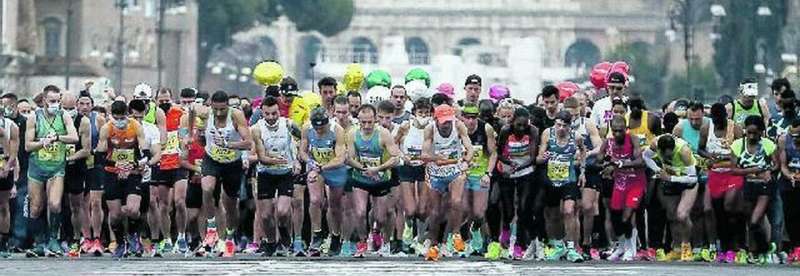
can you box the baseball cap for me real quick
[280,77,299,96]
[436,83,455,99]
[134,83,153,99]
[434,105,456,124]
[310,107,329,127]
[465,74,482,86]
[740,82,759,97]
[264,85,281,98]
[461,103,479,116]
[607,72,627,85]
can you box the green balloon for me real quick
[405,68,430,87]
[366,70,392,89]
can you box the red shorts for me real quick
[707,170,744,199]
[610,175,646,211]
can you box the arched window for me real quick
[296,35,322,81]
[454,37,480,56]
[351,37,377,64]
[405,37,429,65]
[564,39,601,68]
[258,36,278,61]
[43,17,63,57]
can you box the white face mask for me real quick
[415,116,431,126]
[64,109,78,118]
[47,103,61,114]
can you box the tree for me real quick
[605,42,670,107]
[713,0,787,90]
[667,62,720,102]
[196,0,354,80]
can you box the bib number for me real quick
[547,160,570,183]
[209,144,236,163]
[163,131,180,154]
[312,147,334,164]
[38,143,62,162]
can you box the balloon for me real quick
[405,68,431,88]
[489,84,510,103]
[252,62,284,86]
[610,61,630,75]
[557,82,580,102]
[436,83,455,99]
[406,80,433,102]
[366,70,392,89]
[364,86,391,105]
[590,62,612,89]
[342,63,365,93]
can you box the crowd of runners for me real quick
[0,62,799,266]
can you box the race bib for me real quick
[471,145,484,169]
[37,143,63,162]
[406,145,422,160]
[86,154,95,168]
[111,148,135,164]
[209,144,236,163]
[635,134,648,146]
[547,159,570,183]
[429,164,460,178]
[66,144,77,156]
[311,147,334,164]
[359,156,388,180]
[163,131,180,154]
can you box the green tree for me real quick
[667,62,720,102]
[197,0,354,79]
[606,42,670,107]
[713,0,787,90]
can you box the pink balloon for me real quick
[607,61,631,82]
[557,82,580,102]
[590,62,612,89]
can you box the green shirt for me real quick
[32,109,68,170]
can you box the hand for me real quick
[307,170,320,184]
[541,151,551,161]
[658,170,671,182]
[459,162,469,172]
[759,171,771,182]
[40,137,52,147]
[242,159,250,170]
[365,167,380,178]
[293,162,301,175]
[118,170,130,180]
[10,184,16,199]
[578,173,586,188]
[267,157,288,165]
[480,175,491,189]
[138,158,149,169]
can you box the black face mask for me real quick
[630,109,643,120]
[158,103,172,113]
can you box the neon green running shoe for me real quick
[484,242,502,261]
[735,249,749,265]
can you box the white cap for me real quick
[740,82,758,97]
[134,83,153,99]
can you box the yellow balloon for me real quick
[289,91,323,126]
[252,62,284,86]
[341,63,364,93]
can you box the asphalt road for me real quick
[1,256,799,276]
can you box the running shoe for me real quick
[721,250,735,263]
[339,241,353,257]
[308,235,323,257]
[128,234,143,257]
[566,248,584,263]
[390,239,403,256]
[377,242,391,257]
[243,242,259,254]
[735,249,749,265]
[655,248,668,262]
[45,238,63,257]
[203,227,219,248]
[469,230,484,254]
[622,238,635,261]
[68,242,80,258]
[292,238,306,257]
[790,247,800,264]
[261,242,277,257]
[606,240,624,261]
[453,233,466,253]
[215,238,227,256]
[372,232,384,253]
[355,241,368,258]
[590,248,601,261]
[222,238,235,257]
[107,241,118,255]
[699,248,713,262]
[425,245,440,261]
[534,239,546,261]
[162,238,174,255]
[680,243,693,262]
[194,245,207,258]
[484,242,502,261]
[546,241,567,261]
[80,238,92,254]
[499,229,511,248]
[0,248,9,258]
[522,242,536,261]
[91,239,104,256]
[176,237,190,254]
[328,236,342,257]
[512,244,524,260]
[402,222,414,245]
[112,241,127,259]
[25,244,45,258]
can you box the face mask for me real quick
[3,108,13,117]
[416,117,430,126]
[47,103,60,114]
[630,109,643,119]
[114,119,128,129]
[159,103,172,113]
[64,109,78,118]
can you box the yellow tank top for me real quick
[627,111,654,147]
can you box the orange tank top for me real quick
[160,107,183,170]
[105,119,141,173]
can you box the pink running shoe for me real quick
[723,250,736,263]
[499,229,511,248]
[513,245,524,260]
[590,248,601,261]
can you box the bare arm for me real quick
[457,121,474,163]
[60,113,79,144]
[345,128,365,170]
[322,124,347,170]
[68,117,91,161]
[298,124,311,164]
[536,128,551,164]
[156,107,167,144]
[25,115,41,152]
[251,124,269,165]
[229,110,252,151]
[3,123,19,173]
[96,124,109,153]
[697,121,712,159]
[486,124,498,176]
[376,128,401,171]
[585,121,603,157]
[421,125,435,163]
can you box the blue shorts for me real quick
[465,175,488,192]
[321,167,349,188]
[429,173,461,194]
[27,162,65,184]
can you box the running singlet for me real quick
[731,137,776,182]
[31,109,68,170]
[627,111,655,147]
[307,124,348,182]
[706,120,736,172]
[104,119,141,174]
[606,134,646,189]
[428,124,463,178]
[732,100,762,126]
[468,121,489,178]
[351,128,391,184]
[499,131,534,178]
[257,118,295,175]
[160,106,183,170]
[680,118,707,153]
[545,130,578,187]
[784,136,800,173]
[65,113,84,166]
[204,109,242,164]
[655,135,696,176]
[0,118,13,169]
[402,121,426,166]
[144,101,158,125]
[572,117,596,164]
[86,112,99,168]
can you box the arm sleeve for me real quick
[669,166,698,184]
[642,148,661,172]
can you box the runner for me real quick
[727,79,770,128]
[60,92,92,257]
[0,98,19,258]
[25,85,79,257]
[730,115,777,264]
[174,88,201,255]
[420,104,473,260]
[199,91,253,257]
[319,77,339,113]
[538,111,586,263]
[457,74,482,108]
[391,85,412,124]
[591,72,628,128]
[460,103,497,256]
[780,118,800,264]
[0,93,30,253]
[94,100,153,258]
[374,100,403,255]
[252,96,301,257]
[643,134,699,262]
[492,107,539,260]
[395,97,433,255]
